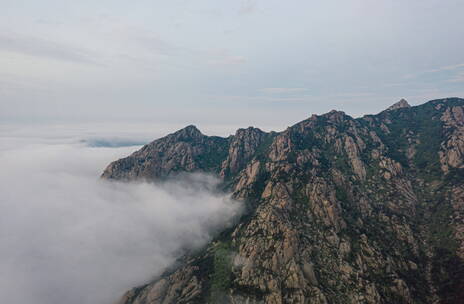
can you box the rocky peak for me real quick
[220,127,268,177]
[171,124,203,141]
[235,126,264,137]
[386,98,411,111]
[101,124,228,180]
[321,110,348,123]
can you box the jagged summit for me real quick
[321,109,348,122]
[179,124,201,132]
[385,98,411,111]
[106,98,464,304]
[234,126,265,136]
[172,124,203,139]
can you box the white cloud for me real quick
[447,71,464,83]
[238,0,257,15]
[207,49,246,66]
[0,126,243,304]
[260,88,308,94]
[401,63,464,80]
[426,63,464,73]
[0,31,101,66]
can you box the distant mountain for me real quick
[102,98,464,304]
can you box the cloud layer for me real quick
[0,126,242,304]
[2,1,463,125]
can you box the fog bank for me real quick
[0,126,242,304]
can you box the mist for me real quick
[0,125,243,304]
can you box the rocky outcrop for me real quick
[101,125,270,182]
[385,98,411,111]
[101,125,230,180]
[440,105,464,172]
[104,98,464,304]
[117,266,203,304]
[220,127,269,178]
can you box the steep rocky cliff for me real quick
[102,98,464,304]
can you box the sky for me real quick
[0,125,243,304]
[1,0,464,132]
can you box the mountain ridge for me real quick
[103,97,464,304]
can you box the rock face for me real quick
[103,98,464,304]
[102,125,230,180]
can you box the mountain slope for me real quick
[102,98,464,304]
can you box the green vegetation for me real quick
[255,132,277,161]
[209,242,233,302]
[411,105,444,181]
[194,137,230,171]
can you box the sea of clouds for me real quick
[0,123,242,304]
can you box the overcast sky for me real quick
[1,0,464,131]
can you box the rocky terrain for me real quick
[102,97,464,304]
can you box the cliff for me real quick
[102,98,464,304]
